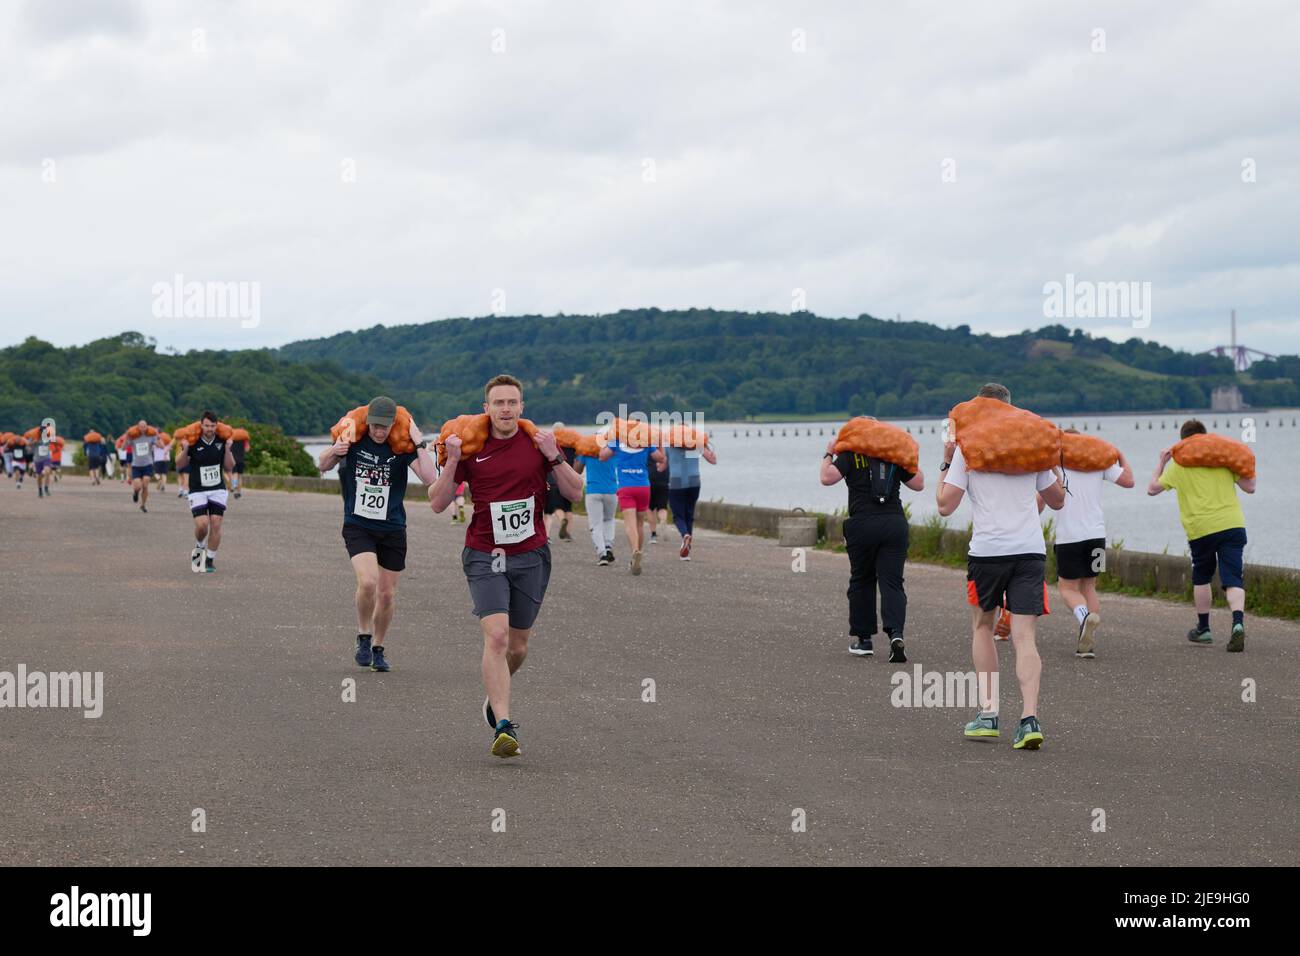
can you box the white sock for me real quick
[1073,605,1089,626]
[207,548,218,558]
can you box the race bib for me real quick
[38,444,50,458]
[490,496,535,546]
[354,481,389,521]
[13,448,23,459]
[199,464,221,488]
[134,440,151,458]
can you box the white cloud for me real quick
[0,0,1296,358]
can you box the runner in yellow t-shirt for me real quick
[1148,420,1256,652]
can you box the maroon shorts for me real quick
[616,486,651,513]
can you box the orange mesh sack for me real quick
[436,414,538,466]
[662,424,710,449]
[125,425,159,440]
[949,397,1061,474]
[230,427,251,444]
[573,434,605,458]
[173,421,234,444]
[1171,433,1255,480]
[833,418,919,472]
[608,417,660,449]
[24,426,41,441]
[1060,432,1119,472]
[553,427,584,450]
[330,405,416,454]
[155,431,171,447]
[83,431,104,444]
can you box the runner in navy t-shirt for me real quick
[427,374,583,759]
[318,396,439,673]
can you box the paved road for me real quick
[2,475,1295,865]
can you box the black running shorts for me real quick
[342,523,408,572]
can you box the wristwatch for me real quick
[940,461,951,471]
[823,452,833,460]
[550,454,565,466]
[414,439,430,451]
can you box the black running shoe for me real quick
[132,489,139,503]
[888,636,907,663]
[1187,626,1213,645]
[849,637,873,657]
[604,549,614,564]
[483,695,496,729]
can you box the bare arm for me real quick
[428,437,463,513]
[819,441,842,486]
[319,438,349,473]
[533,430,584,503]
[905,468,925,492]
[224,442,236,474]
[175,441,190,470]
[935,441,963,516]
[406,424,438,486]
[702,446,718,466]
[1236,476,1256,494]
[1115,452,1135,489]
[1039,469,1066,511]
[1147,448,1173,496]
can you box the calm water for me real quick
[303,409,1300,568]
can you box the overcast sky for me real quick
[2,0,1297,357]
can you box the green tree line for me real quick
[1,332,385,437]
[275,309,1298,421]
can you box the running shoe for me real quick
[597,553,611,566]
[370,645,390,672]
[132,489,139,503]
[140,504,148,514]
[888,636,907,663]
[190,546,205,574]
[994,608,1011,640]
[483,696,496,729]
[558,517,571,540]
[1076,612,1100,658]
[650,531,659,543]
[1226,623,1246,653]
[355,634,373,667]
[964,712,999,738]
[1013,716,1044,750]
[1187,626,1213,645]
[491,719,520,758]
[178,490,186,498]
[680,534,692,561]
[203,556,215,573]
[849,637,873,657]
[604,549,614,565]
[631,550,642,576]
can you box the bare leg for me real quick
[481,613,512,720]
[372,568,400,645]
[350,553,380,634]
[1009,614,1042,719]
[971,606,999,714]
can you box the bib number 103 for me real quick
[491,497,534,546]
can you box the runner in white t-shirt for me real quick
[936,384,1066,752]
[1054,430,1134,659]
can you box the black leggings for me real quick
[667,486,701,537]
[843,513,909,638]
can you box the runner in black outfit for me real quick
[820,433,925,662]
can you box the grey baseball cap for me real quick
[367,396,397,428]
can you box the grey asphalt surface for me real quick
[2,474,1296,866]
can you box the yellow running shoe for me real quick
[491,720,520,758]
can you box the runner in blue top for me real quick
[666,441,718,561]
[599,437,664,575]
[574,447,619,565]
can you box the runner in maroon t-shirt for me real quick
[428,374,583,758]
